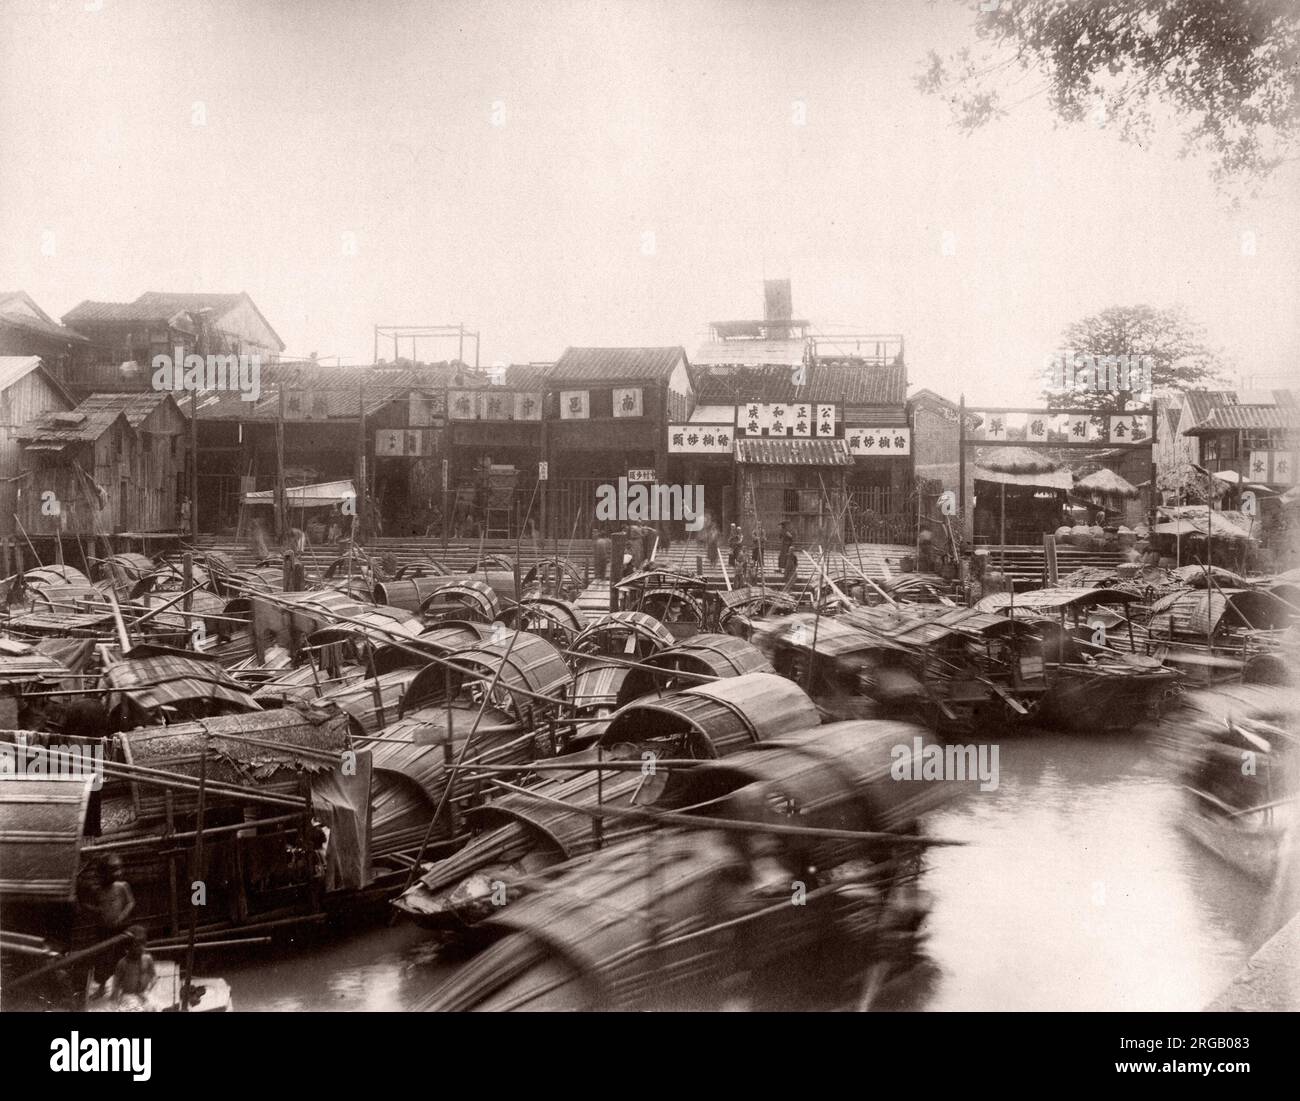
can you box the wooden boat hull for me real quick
[1032,665,1178,733]
[1178,809,1287,884]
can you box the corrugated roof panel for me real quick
[1189,404,1300,432]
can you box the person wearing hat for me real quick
[778,520,797,585]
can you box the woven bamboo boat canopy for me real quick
[975,588,1138,614]
[102,646,262,715]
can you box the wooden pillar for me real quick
[609,533,624,612]
[356,377,366,541]
[539,403,551,540]
[190,383,199,540]
[275,382,287,540]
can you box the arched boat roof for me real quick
[572,610,676,654]
[618,633,772,700]
[417,578,500,622]
[1149,588,1294,635]
[599,671,817,757]
[403,630,571,722]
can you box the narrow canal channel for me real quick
[222,722,1298,1012]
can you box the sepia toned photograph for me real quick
[0,0,1297,1057]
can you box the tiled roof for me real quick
[173,362,461,421]
[73,391,176,429]
[450,363,553,390]
[734,437,851,466]
[62,292,286,352]
[1186,404,1300,433]
[0,311,89,344]
[65,293,243,325]
[1181,390,1234,425]
[550,347,686,383]
[19,399,134,442]
[134,291,246,315]
[697,363,906,406]
[64,300,170,324]
[0,291,56,325]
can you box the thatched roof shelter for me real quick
[1075,467,1140,499]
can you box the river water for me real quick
[223,722,1298,1012]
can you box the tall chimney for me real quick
[763,279,792,340]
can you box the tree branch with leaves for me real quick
[919,0,1300,198]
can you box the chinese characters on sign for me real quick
[612,388,643,417]
[374,429,425,456]
[1107,415,1151,443]
[845,427,911,456]
[559,390,590,419]
[735,403,836,436]
[974,412,1151,443]
[448,390,477,420]
[667,425,734,454]
[1248,451,1299,484]
[447,390,543,420]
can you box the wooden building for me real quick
[544,347,693,539]
[682,359,912,544]
[0,356,78,538]
[59,291,285,396]
[445,364,548,537]
[174,362,455,537]
[0,293,90,376]
[16,392,189,536]
[1184,391,1300,490]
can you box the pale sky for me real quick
[2,0,1297,403]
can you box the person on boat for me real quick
[778,521,797,585]
[702,514,720,564]
[111,926,156,1006]
[727,523,744,569]
[623,524,645,571]
[87,856,136,998]
[916,529,940,574]
[591,527,610,580]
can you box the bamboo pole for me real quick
[484,775,965,847]
[400,623,525,892]
[180,725,208,1010]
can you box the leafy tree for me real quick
[1042,304,1226,411]
[918,0,1300,196]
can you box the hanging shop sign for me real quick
[1247,451,1298,484]
[375,429,425,456]
[667,425,735,454]
[735,403,836,437]
[846,427,911,456]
